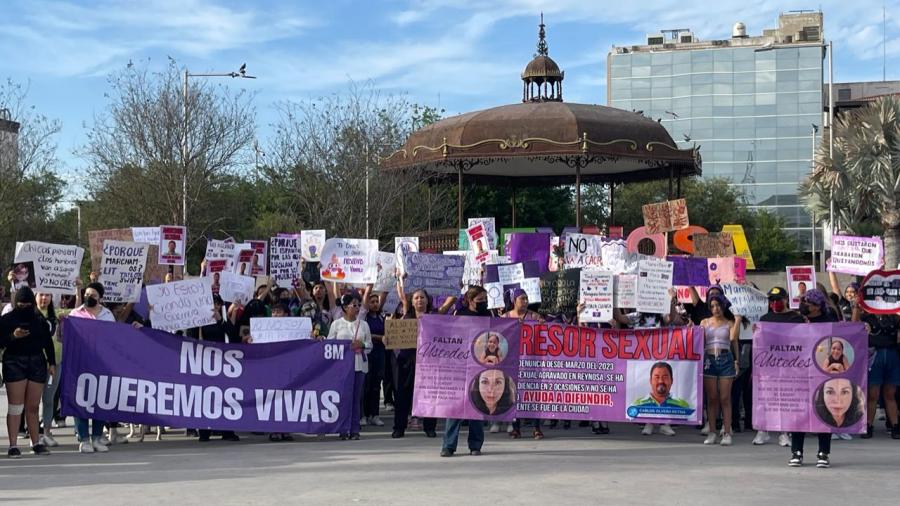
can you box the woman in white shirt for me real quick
[326,293,372,440]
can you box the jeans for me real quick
[348,371,365,435]
[363,345,385,417]
[42,362,61,430]
[442,418,484,452]
[790,432,831,455]
[75,418,105,441]
[391,351,435,433]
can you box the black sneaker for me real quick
[788,451,803,467]
[816,452,829,468]
[7,447,21,459]
[861,425,874,439]
[424,429,437,438]
[31,444,50,455]
[440,448,454,457]
[469,449,482,456]
[221,433,241,442]
[198,434,211,442]
[391,430,404,439]
[892,424,900,440]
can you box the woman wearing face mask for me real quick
[505,289,544,439]
[700,295,742,446]
[326,293,372,440]
[1,287,56,458]
[441,286,491,458]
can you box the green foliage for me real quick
[746,211,803,270]
[465,185,575,231]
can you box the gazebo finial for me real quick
[535,13,548,57]
[521,15,564,103]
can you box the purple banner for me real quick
[507,233,551,275]
[61,318,355,433]
[752,322,868,433]
[518,323,704,423]
[413,315,521,421]
[667,256,711,287]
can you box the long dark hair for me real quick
[404,289,433,319]
[463,285,487,308]
[814,380,863,428]
[468,369,515,416]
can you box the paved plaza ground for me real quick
[1,395,897,506]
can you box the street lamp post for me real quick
[182,64,256,273]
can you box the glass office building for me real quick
[608,19,825,249]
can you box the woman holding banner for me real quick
[506,288,544,439]
[700,294,742,446]
[326,293,372,440]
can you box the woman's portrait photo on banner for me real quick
[815,336,855,374]
[473,331,509,366]
[813,377,865,429]
[469,369,516,416]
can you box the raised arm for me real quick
[437,296,457,315]
[828,270,842,298]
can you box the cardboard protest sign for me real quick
[636,258,674,314]
[131,227,160,245]
[721,224,755,270]
[247,240,268,276]
[158,226,186,266]
[373,252,397,292]
[319,238,379,284]
[720,283,768,322]
[753,322,867,433]
[693,233,734,258]
[402,252,465,297]
[268,236,301,287]
[383,318,418,349]
[468,217,497,250]
[466,222,492,265]
[786,265,816,309]
[98,240,148,303]
[579,270,614,323]
[564,233,603,269]
[641,198,689,234]
[828,235,884,276]
[218,272,255,305]
[300,230,326,262]
[89,228,132,272]
[146,278,215,332]
[249,317,312,343]
[858,269,900,314]
[13,241,85,295]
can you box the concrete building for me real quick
[831,80,900,115]
[608,12,826,249]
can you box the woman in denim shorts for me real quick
[700,295,743,446]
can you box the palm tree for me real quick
[800,96,900,270]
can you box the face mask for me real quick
[85,297,99,308]
[475,301,489,313]
[769,299,785,313]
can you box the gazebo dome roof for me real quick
[522,55,563,81]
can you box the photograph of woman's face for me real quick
[824,378,853,424]
[830,341,844,360]
[487,334,500,354]
[479,369,506,412]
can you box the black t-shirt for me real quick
[759,310,806,324]
[807,312,838,323]
[454,307,492,317]
[0,308,56,365]
[861,313,900,349]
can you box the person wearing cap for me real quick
[0,287,56,458]
[326,293,372,440]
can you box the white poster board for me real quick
[636,258,674,314]
[300,230,326,262]
[146,278,215,332]
[158,226,186,266]
[319,238,379,284]
[99,240,148,303]
[579,270,614,323]
[250,317,312,343]
[14,241,85,295]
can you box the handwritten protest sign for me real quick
[693,232,734,258]
[786,265,816,309]
[99,240,148,303]
[373,252,397,292]
[249,317,312,343]
[720,283,768,321]
[269,236,301,286]
[722,224,755,270]
[614,274,637,309]
[828,235,884,276]
[444,250,488,286]
[468,217,497,250]
[384,318,418,349]
[564,233,603,269]
[642,198,689,234]
[403,252,464,297]
[538,268,580,314]
[300,230,326,262]
[636,258,674,314]
[466,222,491,265]
[218,272,255,304]
[708,257,741,285]
[146,278,215,332]
[158,226,186,266]
[319,238,379,284]
[131,227,160,245]
[579,270,614,323]
[14,241,85,295]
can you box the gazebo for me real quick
[380,17,701,228]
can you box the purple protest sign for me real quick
[668,256,711,287]
[61,318,355,433]
[752,322,868,433]
[518,323,704,423]
[413,314,521,421]
[403,252,465,297]
[507,233,551,275]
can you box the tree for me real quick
[800,96,900,268]
[81,60,256,259]
[464,185,575,232]
[745,211,803,270]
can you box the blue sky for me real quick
[2,0,899,194]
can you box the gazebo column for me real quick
[609,182,615,226]
[575,165,582,228]
[457,166,464,230]
[511,185,517,227]
[668,166,674,200]
[676,169,682,198]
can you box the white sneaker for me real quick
[107,428,128,445]
[91,438,108,453]
[360,417,368,427]
[703,432,718,445]
[659,424,676,436]
[642,423,655,435]
[489,423,500,433]
[507,423,514,433]
[54,419,67,428]
[39,434,59,447]
[778,433,791,447]
[370,416,385,427]
[98,435,111,446]
[79,441,94,453]
[752,431,770,445]
[838,433,853,441]
[720,433,733,446]
[700,423,710,435]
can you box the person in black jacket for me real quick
[1,287,55,458]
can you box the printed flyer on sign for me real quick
[467,222,491,265]
[300,230,326,262]
[786,265,816,309]
[752,322,868,433]
[468,217,497,250]
[413,315,520,422]
[247,240,268,276]
[517,323,703,423]
[394,236,419,275]
[158,226,186,266]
